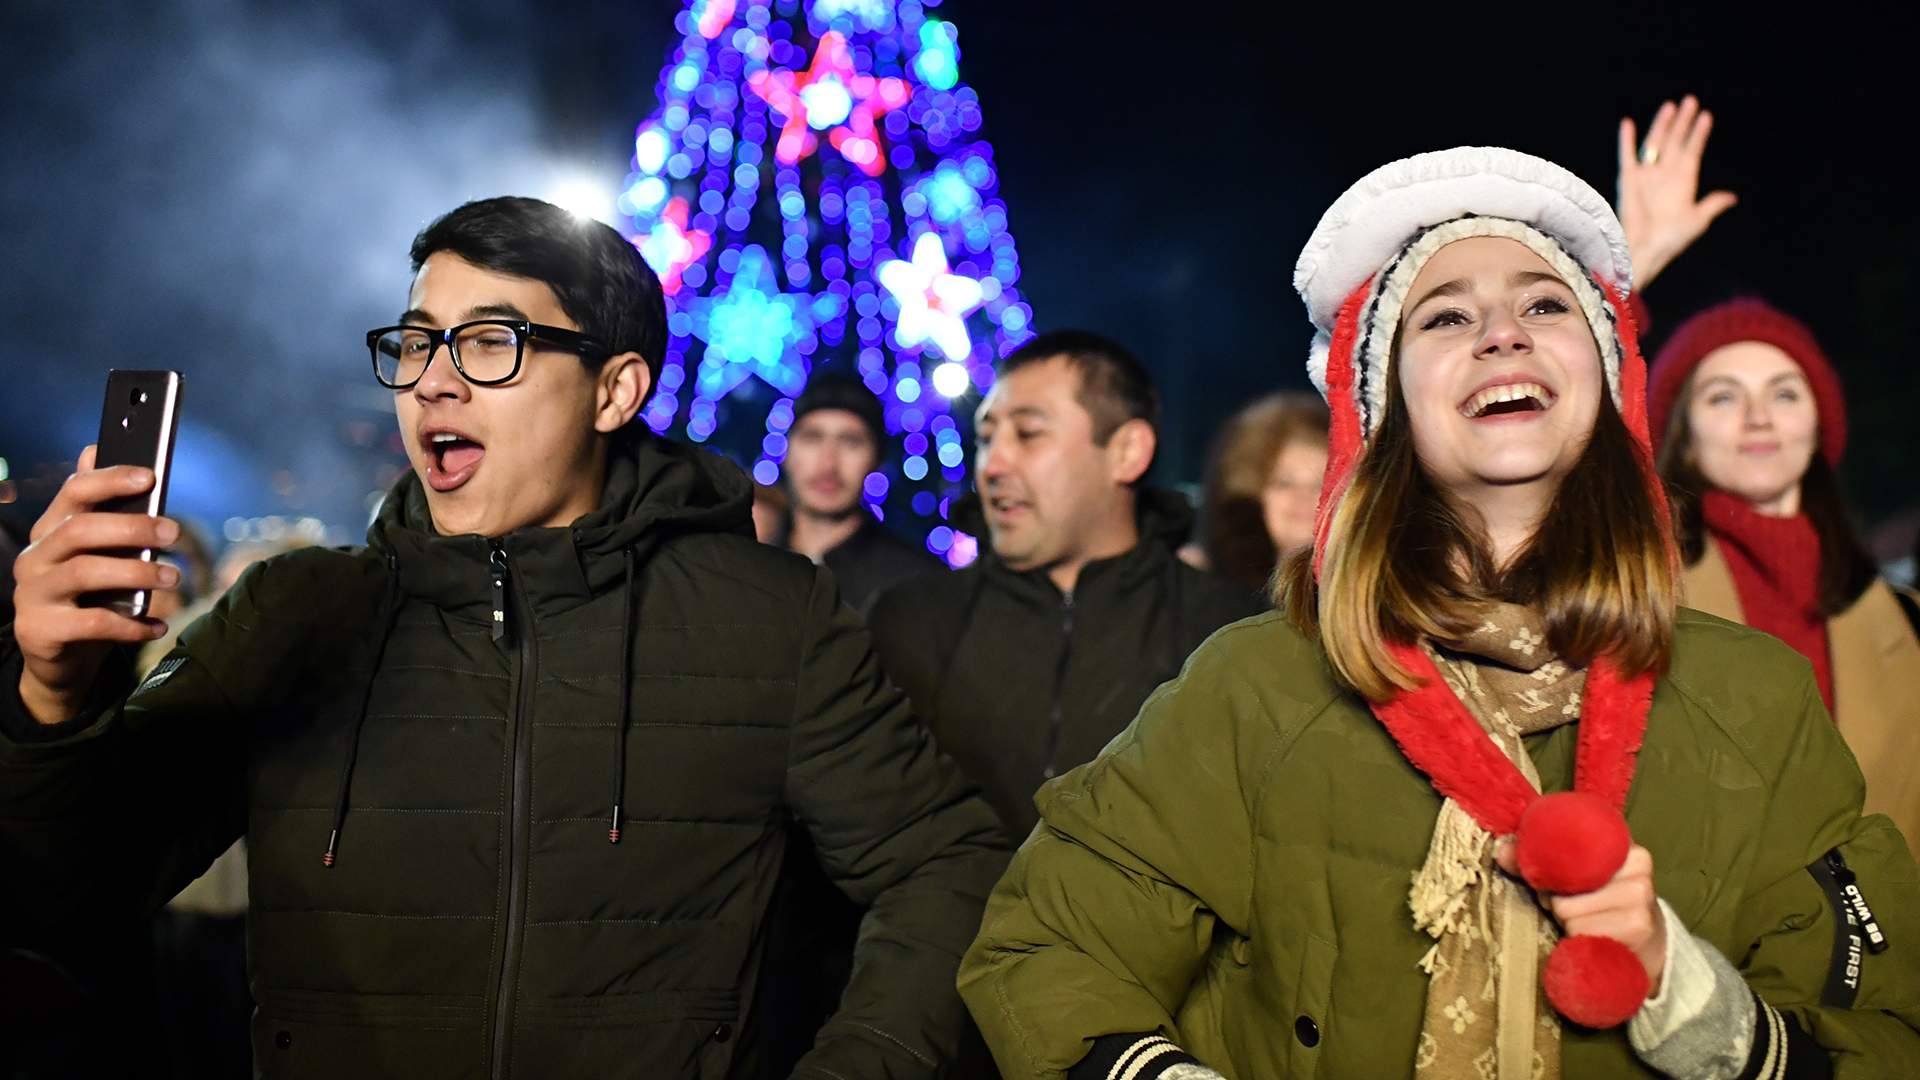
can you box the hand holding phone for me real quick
[11,371,184,727]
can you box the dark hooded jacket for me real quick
[868,489,1264,843]
[773,512,943,617]
[0,432,1006,1079]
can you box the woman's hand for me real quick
[1617,95,1738,290]
[1498,840,1669,994]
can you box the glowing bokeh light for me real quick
[913,19,959,90]
[877,231,985,361]
[635,197,713,295]
[545,174,619,224]
[621,0,1034,544]
[799,76,854,129]
[931,360,970,398]
[686,245,813,398]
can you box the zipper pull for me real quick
[489,542,509,643]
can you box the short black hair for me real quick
[410,197,666,399]
[998,329,1159,444]
[792,370,885,448]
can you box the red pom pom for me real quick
[1544,934,1649,1028]
[1516,791,1631,895]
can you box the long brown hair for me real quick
[1199,393,1330,592]
[1280,373,1678,701]
[1656,371,1875,616]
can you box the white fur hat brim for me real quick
[1293,146,1632,335]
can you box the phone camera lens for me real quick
[130,389,149,406]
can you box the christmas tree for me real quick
[619,0,1031,566]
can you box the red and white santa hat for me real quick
[1292,146,1661,572]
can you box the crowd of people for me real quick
[2,98,1918,1079]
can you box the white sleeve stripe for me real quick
[1120,1044,1183,1080]
[1108,1037,1175,1080]
[1756,999,1786,1080]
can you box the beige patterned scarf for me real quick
[1410,604,1586,1080]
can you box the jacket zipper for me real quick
[488,540,538,1078]
[1042,591,1074,780]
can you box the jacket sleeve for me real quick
[957,625,1275,1079]
[0,581,255,932]
[1728,670,1920,1077]
[864,579,941,711]
[784,566,1011,1079]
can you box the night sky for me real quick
[4,1,1915,547]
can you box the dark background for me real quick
[3,1,1915,548]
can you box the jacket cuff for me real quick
[1069,1034,1224,1080]
[1628,898,1755,1078]
[1735,997,1832,1080]
[1627,898,1831,1080]
[0,638,133,748]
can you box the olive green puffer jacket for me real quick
[960,609,1920,1078]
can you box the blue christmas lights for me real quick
[686,245,815,400]
[623,0,1025,565]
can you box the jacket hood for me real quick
[366,429,754,614]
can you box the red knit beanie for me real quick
[1647,298,1846,466]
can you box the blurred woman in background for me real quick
[1616,95,1920,854]
[1650,301,1920,854]
[1185,392,1328,597]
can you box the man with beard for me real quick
[776,372,940,615]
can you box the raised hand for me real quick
[1617,95,1739,290]
[12,445,180,726]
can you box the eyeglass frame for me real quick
[366,319,613,389]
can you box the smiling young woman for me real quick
[957,148,1920,1080]
[1650,298,1920,856]
[1281,231,1676,703]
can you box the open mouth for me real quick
[1459,381,1556,420]
[423,429,486,492]
[987,495,1030,519]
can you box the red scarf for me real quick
[1700,490,1833,711]
[1373,641,1652,835]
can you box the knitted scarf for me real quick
[1700,489,1832,710]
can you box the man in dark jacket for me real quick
[775,371,941,615]
[870,331,1263,844]
[1,197,1004,1079]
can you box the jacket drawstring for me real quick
[609,547,635,844]
[324,554,403,867]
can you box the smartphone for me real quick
[88,369,184,618]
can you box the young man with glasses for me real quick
[1,196,1005,1078]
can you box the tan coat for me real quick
[1684,537,1920,856]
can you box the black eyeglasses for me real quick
[366,320,611,389]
